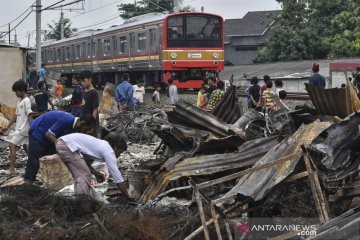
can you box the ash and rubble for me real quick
[0,83,360,239]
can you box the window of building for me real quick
[235,46,258,51]
[138,32,146,52]
[103,39,111,56]
[119,36,127,54]
[167,16,184,40]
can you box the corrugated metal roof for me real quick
[221,121,331,201]
[306,83,360,119]
[211,85,241,124]
[139,137,279,203]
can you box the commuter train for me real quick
[29,12,224,88]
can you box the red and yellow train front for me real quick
[162,12,224,89]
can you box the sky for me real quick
[0,0,281,46]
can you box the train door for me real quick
[129,32,135,69]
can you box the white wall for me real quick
[0,48,24,108]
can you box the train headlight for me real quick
[171,53,177,59]
[213,53,219,59]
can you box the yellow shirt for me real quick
[197,91,202,107]
[263,89,274,108]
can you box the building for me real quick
[224,10,281,65]
[0,43,32,118]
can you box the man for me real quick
[80,70,99,136]
[56,133,131,199]
[115,73,134,110]
[37,63,47,83]
[133,80,145,104]
[24,110,95,185]
[259,75,270,108]
[207,77,217,99]
[309,63,326,89]
[34,81,54,112]
[207,80,225,111]
[70,75,84,117]
[168,78,179,104]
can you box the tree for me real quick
[254,0,360,63]
[45,16,77,40]
[118,0,191,19]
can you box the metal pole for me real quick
[27,33,30,47]
[60,11,64,39]
[36,0,42,70]
[8,23,10,44]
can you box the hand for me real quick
[95,171,106,183]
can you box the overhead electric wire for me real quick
[77,15,120,30]
[41,0,67,12]
[1,11,33,38]
[70,0,123,20]
[47,0,84,10]
[0,1,35,27]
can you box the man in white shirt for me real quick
[133,80,145,104]
[55,133,131,199]
[168,78,179,104]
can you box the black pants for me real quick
[24,135,56,181]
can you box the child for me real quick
[34,81,54,112]
[168,79,179,104]
[248,77,261,110]
[55,80,63,98]
[275,79,284,96]
[262,81,274,110]
[0,80,33,174]
[133,80,145,104]
[197,85,208,110]
[152,84,161,105]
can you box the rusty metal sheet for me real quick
[212,85,241,124]
[174,99,246,139]
[306,83,360,119]
[221,121,331,202]
[139,137,279,203]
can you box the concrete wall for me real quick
[0,48,24,114]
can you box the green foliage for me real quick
[118,0,176,19]
[255,0,360,63]
[45,16,77,40]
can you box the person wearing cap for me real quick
[309,63,326,89]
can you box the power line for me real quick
[69,0,123,20]
[0,2,35,28]
[1,11,33,39]
[46,0,84,10]
[41,0,67,12]
[77,15,120,30]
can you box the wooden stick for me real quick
[93,213,109,235]
[210,203,223,240]
[194,185,210,240]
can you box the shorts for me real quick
[4,131,28,146]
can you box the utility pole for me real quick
[60,11,64,40]
[14,31,17,45]
[8,23,10,44]
[36,0,41,70]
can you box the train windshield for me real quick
[167,14,222,48]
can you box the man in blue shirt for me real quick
[37,63,47,82]
[309,63,326,89]
[24,110,95,185]
[115,73,135,110]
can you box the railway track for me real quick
[179,90,310,101]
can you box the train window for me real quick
[119,36,127,54]
[97,40,102,57]
[53,49,56,62]
[92,42,96,57]
[186,16,221,40]
[57,48,61,61]
[168,16,184,40]
[104,39,111,56]
[138,33,146,52]
[150,29,156,45]
[112,37,118,54]
[87,43,91,58]
[76,45,82,59]
[66,47,71,60]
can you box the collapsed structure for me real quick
[0,82,360,239]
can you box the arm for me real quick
[48,99,55,110]
[92,108,98,120]
[45,131,57,144]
